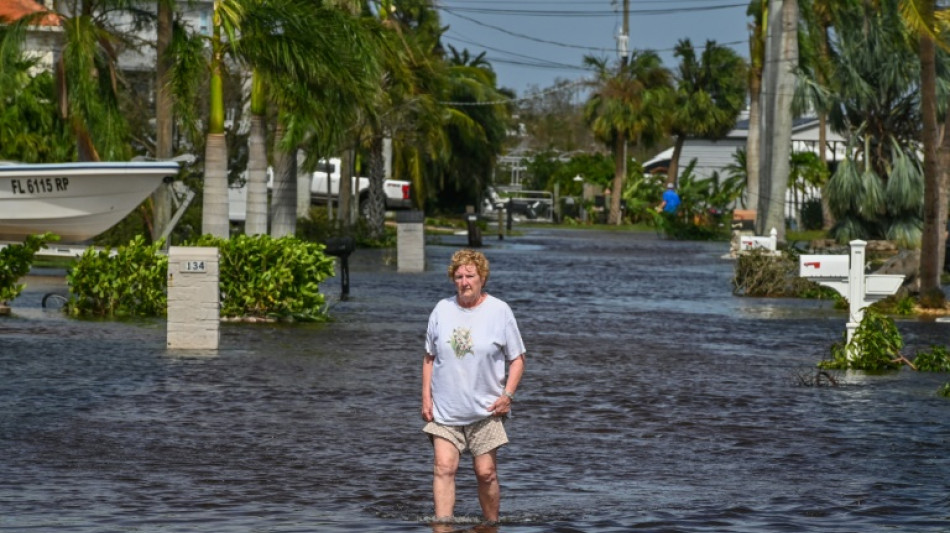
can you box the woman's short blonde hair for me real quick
[447,249,490,284]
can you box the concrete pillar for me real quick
[396,210,425,273]
[167,246,220,350]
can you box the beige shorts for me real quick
[423,416,508,456]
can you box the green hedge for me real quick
[66,234,335,321]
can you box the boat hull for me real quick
[0,162,180,243]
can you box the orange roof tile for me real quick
[0,0,60,26]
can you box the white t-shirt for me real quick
[425,294,526,425]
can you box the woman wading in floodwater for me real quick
[421,249,526,525]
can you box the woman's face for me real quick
[453,264,483,304]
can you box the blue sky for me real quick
[435,0,753,97]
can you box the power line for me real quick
[438,78,590,106]
[438,3,748,17]
[446,31,596,69]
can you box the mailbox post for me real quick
[800,240,904,349]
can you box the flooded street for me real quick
[2,227,948,532]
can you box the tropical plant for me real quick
[192,234,335,320]
[913,344,950,372]
[744,0,766,211]
[820,307,904,371]
[0,233,58,305]
[194,0,381,239]
[433,46,510,217]
[66,235,169,317]
[583,51,673,225]
[666,38,747,184]
[0,1,145,161]
[827,136,924,246]
[0,40,74,162]
[258,1,381,238]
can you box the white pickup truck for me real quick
[228,158,412,221]
[308,158,412,210]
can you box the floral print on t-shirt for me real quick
[449,327,474,359]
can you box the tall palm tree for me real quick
[198,0,380,238]
[667,38,747,185]
[150,0,176,240]
[745,0,766,215]
[584,51,673,225]
[438,49,509,217]
[899,0,950,303]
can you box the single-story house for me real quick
[643,113,850,181]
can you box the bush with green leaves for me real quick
[66,235,168,317]
[192,234,335,321]
[0,233,58,304]
[819,307,904,371]
[912,345,950,373]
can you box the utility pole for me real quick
[609,0,630,225]
[617,0,629,66]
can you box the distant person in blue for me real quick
[658,183,680,214]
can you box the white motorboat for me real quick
[0,161,180,243]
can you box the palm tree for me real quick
[198,0,381,239]
[584,51,673,225]
[150,0,175,240]
[899,0,950,304]
[1,1,143,162]
[667,38,747,185]
[820,0,936,246]
[745,0,766,215]
[0,36,74,162]
[435,46,509,217]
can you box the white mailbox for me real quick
[865,274,905,299]
[799,254,849,279]
[798,240,904,351]
[739,227,778,253]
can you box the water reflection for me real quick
[2,228,949,532]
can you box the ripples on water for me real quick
[2,229,949,532]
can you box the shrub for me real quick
[0,233,58,304]
[819,307,903,371]
[191,234,335,321]
[66,235,168,317]
[67,234,335,321]
[913,345,950,372]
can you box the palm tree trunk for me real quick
[746,76,761,212]
[270,123,297,238]
[202,133,230,238]
[151,0,173,242]
[339,148,354,226]
[202,15,228,239]
[938,108,950,276]
[746,1,765,214]
[367,135,387,240]
[296,149,311,220]
[668,135,684,187]
[919,12,942,301]
[245,113,269,235]
[608,134,625,225]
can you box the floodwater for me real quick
[2,228,949,533]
